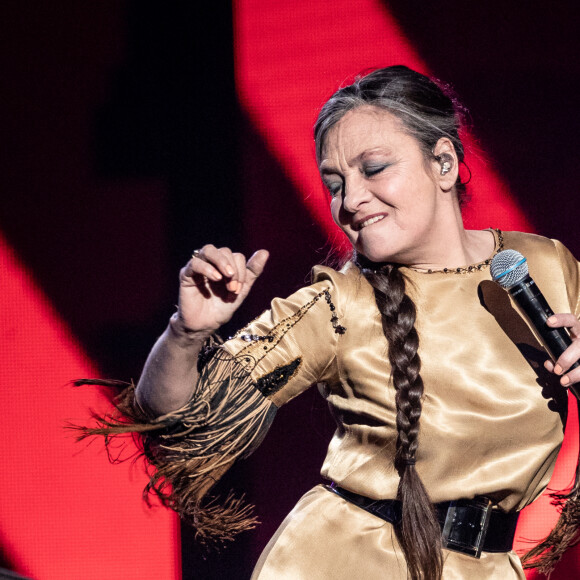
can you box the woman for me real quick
[88,66,580,579]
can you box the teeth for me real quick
[360,215,385,229]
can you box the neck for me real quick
[407,202,495,270]
[410,229,495,271]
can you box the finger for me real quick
[554,341,580,374]
[182,259,222,283]
[560,367,580,387]
[213,247,242,293]
[547,314,580,330]
[196,245,238,280]
[233,250,269,297]
[545,354,580,387]
[232,253,248,294]
[221,248,246,281]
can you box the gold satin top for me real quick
[224,230,579,512]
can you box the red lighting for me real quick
[0,234,179,579]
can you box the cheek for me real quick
[330,198,357,239]
[329,197,341,226]
[330,198,347,226]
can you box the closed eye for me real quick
[324,180,343,198]
[363,164,388,178]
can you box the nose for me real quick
[342,177,371,214]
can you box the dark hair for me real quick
[314,66,468,580]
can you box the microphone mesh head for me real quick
[490,249,529,288]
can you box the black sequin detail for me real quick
[196,336,222,373]
[323,289,346,334]
[256,358,302,397]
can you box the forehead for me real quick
[321,106,411,162]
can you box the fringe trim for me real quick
[521,395,580,576]
[521,489,580,576]
[71,349,276,548]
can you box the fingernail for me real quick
[547,316,557,325]
[226,266,234,276]
[561,376,570,386]
[554,364,563,375]
[235,281,242,294]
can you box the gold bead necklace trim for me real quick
[416,229,504,274]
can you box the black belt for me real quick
[326,484,519,558]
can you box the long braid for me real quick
[359,258,443,580]
[314,66,466,578]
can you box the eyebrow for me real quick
[319,147,392,175]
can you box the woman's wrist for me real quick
[168,312,216,346]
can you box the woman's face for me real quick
[319,106,449,265]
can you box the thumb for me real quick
[246,250,270,278]
[246,249,269,281]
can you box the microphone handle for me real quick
[509,275,580,399]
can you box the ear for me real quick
[432,138,459,191]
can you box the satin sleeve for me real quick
[221,264,346,408]
[93,266,349,546]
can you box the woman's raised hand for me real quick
[544,313,580,387]
[176,245,269,334]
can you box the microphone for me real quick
[490,249,579,398]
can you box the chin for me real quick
[355,246,394,265]
[353,232,402,265]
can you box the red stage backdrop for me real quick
[0,234,179,579]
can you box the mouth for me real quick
[356,214,387,231]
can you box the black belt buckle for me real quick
[441,497,492,558]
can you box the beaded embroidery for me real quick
[256,358,302,397]
[239,334,274,343]
[324,289,347,334]
[234,287,346,364]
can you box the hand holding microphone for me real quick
[491,249,580,397]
